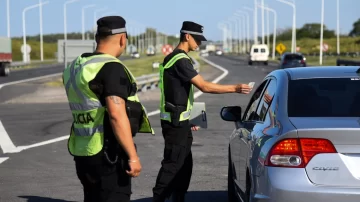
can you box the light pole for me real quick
[39,0,44,61]
[320,0,324,65]
[233,14,246,54]
[244,7,256,47]
[218,23,227,51]
[266,3,270,45]
[336,0,340,55]
[82,4,95,40]
[261,0,265,44]
[253,0,258,44]
[64,0,80,41]
[22,1,49,63]
[236,10,250,52]
[258,4,277,60]
[6,0,10,37]
[276,0,296,53]
[229,17,240,53]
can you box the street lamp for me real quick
[233,14,245,54]
[39,0,44,61]
[276,0,296,53]
[320,0,324,65]
[218,23,227,51]
[253,0,258,44]
[64,0,81,41]
[236,10,250,53]
[258,4,277,60]
[82,4,95,40]
[6,0,10,37]
[244,7,256,46]
[261,0,265,44]
[22,1,49,63]
[336,0,340,55]
[229,17,240,53]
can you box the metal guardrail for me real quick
[135,57,200,93]
[10,60,57,68]
[336,59,360,66]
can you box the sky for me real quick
[0,0,359,41]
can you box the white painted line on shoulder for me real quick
[0,56,229,163]
[0,73,62,90]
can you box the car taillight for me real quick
[264,138,337,168]
[300,60,305,64]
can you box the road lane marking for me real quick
[0,157,9,164]
[0,73,62,90]
[0,56,229,164]
[0,121,18,153]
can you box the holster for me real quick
[125,100,143,136]
[165,102,186,127]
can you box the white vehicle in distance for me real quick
[248,44,269,66]
[131,51,140,59]
[215,50,223,56]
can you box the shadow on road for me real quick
[132,190,228,202]
[18,196,75,202]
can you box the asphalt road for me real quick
[0,55,278,202]
[0,56,132,85]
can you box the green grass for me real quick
[122,54,165,77]
[11,39,57,61]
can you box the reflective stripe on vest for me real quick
[159,53,194,122]
[64,54,154,157]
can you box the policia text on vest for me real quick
[63,53,154,157]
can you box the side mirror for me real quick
[220,106,242,122]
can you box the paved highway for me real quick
[0,54,278,202]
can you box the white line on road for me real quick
[0,157,9,164]
[0,121,18,153]
[0,56,229,164]
[0,73,62,90]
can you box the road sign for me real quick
[162,44,173,55]
[21,44,31,54]
[276,43,286,55]
[322,43,329,52]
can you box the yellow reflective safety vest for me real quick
[63,53,154,157]
[159,53,194,122]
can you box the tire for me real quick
[228,147,237,202]
[248,61,252,66]
[0,63,10,77]
[264,61,268,66]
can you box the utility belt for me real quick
[160,102,191,126]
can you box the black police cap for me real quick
[180,21,207,42]
[96,16,127,37]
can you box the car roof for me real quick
[282,66,360,80]
[282,52,303,56]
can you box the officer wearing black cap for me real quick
[63,15,154,202]
[152,21,252,202]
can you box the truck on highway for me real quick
[0,37,11,77]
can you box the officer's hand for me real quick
[191,125,200,131]
[235,84,252,94]
[126,158,142,178]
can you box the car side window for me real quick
[243,80,269,121]
[255,79,277,121]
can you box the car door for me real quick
[232,79,269,192]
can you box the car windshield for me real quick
[288,78,360,117]
[284,54,303,61]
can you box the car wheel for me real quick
[228,147,237,202]
[264,61,268,66]
[248,61,252,65]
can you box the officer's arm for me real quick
[190,74,237,93]
[105,95,139,161]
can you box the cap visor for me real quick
[192,34,207,42]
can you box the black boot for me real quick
[171,192,185,202]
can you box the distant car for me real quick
[215,50,223,56]
[248,44,269,65]
[279,52,307,68]
[220,66,360,202]
[131,52,140,59]
[200,50,209,57]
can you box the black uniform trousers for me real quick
[74,150,132,202]
[152,120,193,202]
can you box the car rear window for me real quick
[261,48,266,53]
[284,54,303,60]
[253,48,259,53]
[288,78,360,117]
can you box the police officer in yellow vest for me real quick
[152,21,252,202]
[63,16,154,202]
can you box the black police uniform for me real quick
[72,16,138,202]
[152,21,207,202]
